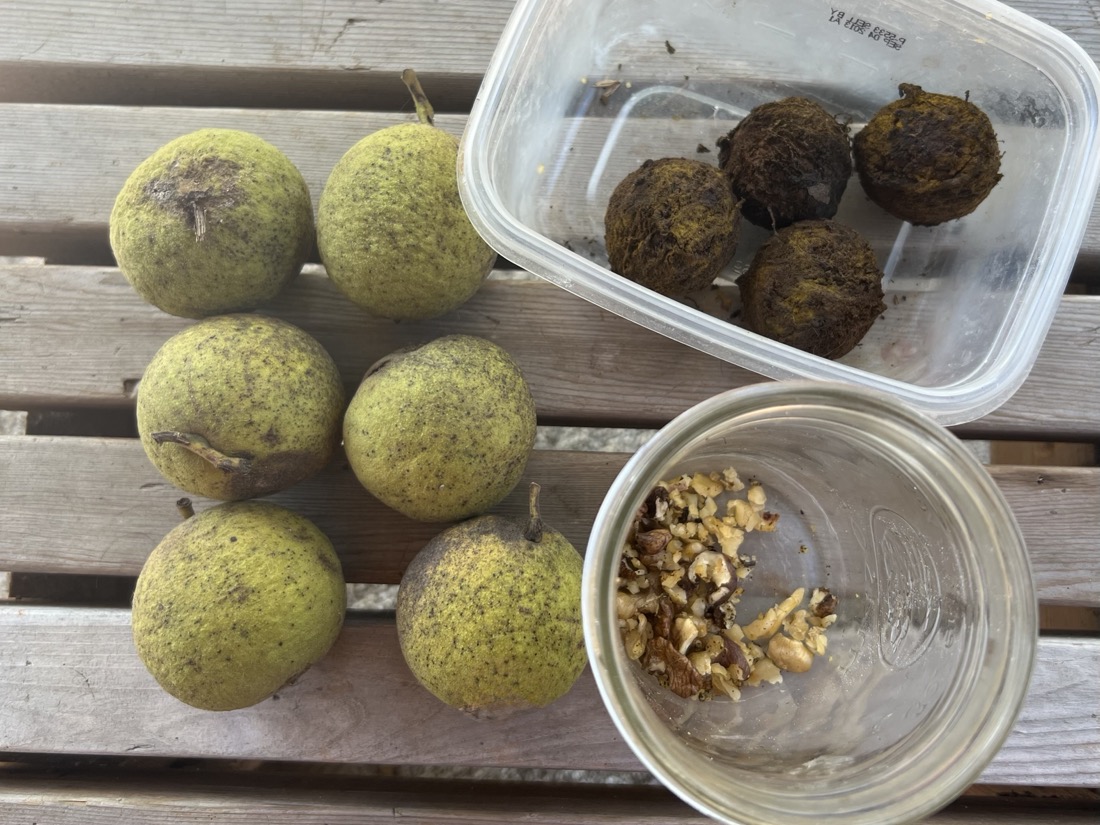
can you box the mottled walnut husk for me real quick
[718,97,853,229]
[604,157,741,297]
[853,84,1002,226]
[738,219,886,360]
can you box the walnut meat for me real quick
[615,466,838,701]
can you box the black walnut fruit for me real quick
[738,219,885,360]
[604,157,741,297]
[853,84,1002,225]
[718,97,853,229]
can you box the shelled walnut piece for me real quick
[617,468,838,700]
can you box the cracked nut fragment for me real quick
[767,633,815,673]
[615,466,839,701]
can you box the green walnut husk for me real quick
[131,501,346,711]
[853,84,1002,225]
[718,97,853,229]
[738,219,885,359]
[136,314,345,501]
[343,334,536,522]
[109,128,314,318]
[604,157,741,297]
[316,70,496,320]
[396,483,585,717]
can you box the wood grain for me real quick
[4,0,1100,266]
[0,435,1096,605]
[0,0,513,110]
[3,263,1100,439]
[0,607,1093,785]
[0,773,1095,825]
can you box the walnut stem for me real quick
[151,431,253,474]
[524,482,544,543]
[401,68,435,127]
[176,497,196,520]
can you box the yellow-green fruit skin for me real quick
[131,501,347,711]
[316,123,496,320]
[136,314,345,501]
[396,516,585,715]
[343,335,536,522]
[109,128,314,319]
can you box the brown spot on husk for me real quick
[142,156,244,240]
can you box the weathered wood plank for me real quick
[3,263,1100,439]
[0,607,1094,785]
[5,0,1100,266]
[0,0,1095,106]
[0,773,1095,825]
[0,0,513,110]
[0,435,1096,604]
[0,437,624,585]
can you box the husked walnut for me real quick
[804,626,828,657]
[710,663,742,700]
[616,465,837,702]
[674,615,707,655]
[745,656,783,686]
[715,635,750,680]
[635,528,673,557]
[767,634,814,673]
[744,588,806,641]
[691,472,725,499]
[811,587,838,618]
[651,637,704,698]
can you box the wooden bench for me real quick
[0,1,1097,821]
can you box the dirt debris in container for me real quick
[616,467,837,701]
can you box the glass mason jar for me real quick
[582,382,1036,825]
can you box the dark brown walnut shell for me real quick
[738,219,885,360]
[853,84,1002,226]
[717,97,853,230]
[604,157,741,297]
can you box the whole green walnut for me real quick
[738,219,886,360]
[604,157,741,297]
[397,484,585,716]
[132,500,346,711]
[718,97,853,229]
[343,334,536,522]
[109,128,314,318]
[853,84,1002,225]
[137,314,345,500]
[316,70,495,320]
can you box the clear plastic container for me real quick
[459,0,1100,424]
[582,382,1037,825]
